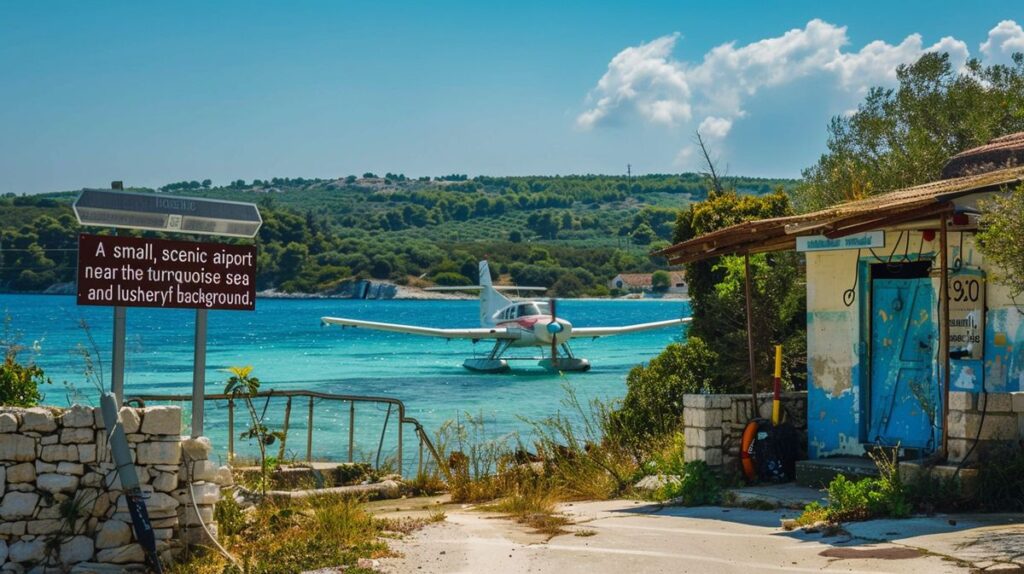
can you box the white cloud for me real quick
[981,20,1024,65]
[698,116,733,139]
[577,19,1013,164]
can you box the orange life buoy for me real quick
[740,420,759,482]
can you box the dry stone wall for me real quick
[0,405,231,573]
[682,392,807,474]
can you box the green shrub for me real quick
[658,461,722,506]
[975,445,1024,512]
[0,354,50,407]
[797,448,910,524]
[616,337,718,446]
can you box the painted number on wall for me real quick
[950,277,981,303]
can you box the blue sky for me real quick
[1,1,1022,194]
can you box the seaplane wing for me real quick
[320,316,515,340]
[571,317,692,339]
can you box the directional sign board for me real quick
[796,231,885,252]
[77,234,256,311]
[74,189,262,238]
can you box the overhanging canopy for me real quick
[656,165,1024,265]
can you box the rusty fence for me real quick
[129,390,445,478]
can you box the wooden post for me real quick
[278,396,292,460]
[227,398,235,463]
[940,213,952,459]
[745,253,758,420]
[306,397,314,463]
[348,401,355,463]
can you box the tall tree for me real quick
[797,53,1024,212]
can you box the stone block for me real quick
[0,464,4,496]
[8,538,46,563]
[61,427,95,444]
[0,539,6,565]
[78,444,97,464]
[948,391,976,412]
[96,544,145,564]
[683,427,723,448]
[40,433,59,445]
[703,447,723,466]
[57,462,85,476]
[119,408,141,434]
[184,459,218,483]
[61,405,95,428]
[181,436,213,461]
[180,503,215,526]
[38,473,79,493]
[0,520,26,536]
[151,471,177,492]
[136,441,181,466]
[60,535,94,566]
[95,520,131,549]
[27,518,62,535]
[41,444,78,462]
[0,433,37,462]
[981,414,1021,440]
[1,491,39,519]
[684,407,723,428]
[140,406,182,436]
[0,412,19,433]
[1010,391,1024,413]
[189,481,220,505]
[19,407,57,432]
[978,393,1014,413]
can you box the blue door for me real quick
[869,278,939,450]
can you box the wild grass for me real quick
[170,493,391,574]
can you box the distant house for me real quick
[609,272,687,295]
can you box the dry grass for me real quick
[170,493,393,574]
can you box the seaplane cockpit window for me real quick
[536,302,550,315]
[517,303,543,317]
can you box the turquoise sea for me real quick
[2,294,688,470]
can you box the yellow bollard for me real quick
[772,345,782,425]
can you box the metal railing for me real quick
[129,390,445,478]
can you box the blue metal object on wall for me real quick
[869,278,939,450]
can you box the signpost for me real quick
[74,186,261,436]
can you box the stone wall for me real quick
[947,391,1024,464]
[0,405,231,573]
[682,392,808,474]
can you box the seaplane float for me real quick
[320,261,691,372]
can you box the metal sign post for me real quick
[111,306,126,404]
[192,309,208,437]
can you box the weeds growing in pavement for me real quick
[171,493,393,574]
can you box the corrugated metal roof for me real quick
[657,164,1024,265]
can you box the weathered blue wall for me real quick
[804,230,1023,459]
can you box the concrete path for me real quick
[377,499,1024,574]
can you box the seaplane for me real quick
[320,261,691,372]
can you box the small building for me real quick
[609,272,687,295]
[658,134,1024,468]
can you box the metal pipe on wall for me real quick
[939,213,952,459]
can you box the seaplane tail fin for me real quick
[479,260,511,326]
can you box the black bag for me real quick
[750,418,798,483]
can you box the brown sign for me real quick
[77,234,256,311]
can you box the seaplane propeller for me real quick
[547,298,560,367]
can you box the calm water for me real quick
[2,294,688,468]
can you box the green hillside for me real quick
[1,173,797,296]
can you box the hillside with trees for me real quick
[0,173,795,297]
